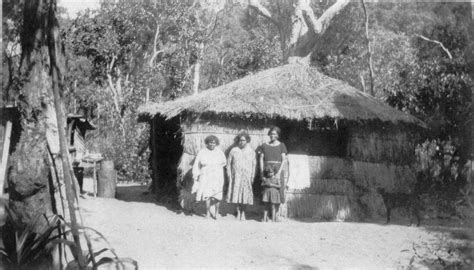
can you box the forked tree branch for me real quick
[416,34,453,59]
[293,0,351,36]
[149,24,164,68]
[315,0,350,35]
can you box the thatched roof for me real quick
[138,63,424,126]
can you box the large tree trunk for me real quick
[7,0,57,232]
[4,1,87,268]
[3,1,57,267]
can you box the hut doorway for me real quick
[151,116,183,199]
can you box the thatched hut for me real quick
[138,63,425,221]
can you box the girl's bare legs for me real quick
[236,204,241,220]
[214,199,220,219]
[205,199,211,218]
[240,204,246,220]
[263,203,269,222]
[275,203,280,221]
[271,203,276,222]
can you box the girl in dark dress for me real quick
[261,166,281,222]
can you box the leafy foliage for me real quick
[62,1,287,183]
[382,3,471,209]
[59,1,471,203]
[0,212,62,269]
[62,1,212,182]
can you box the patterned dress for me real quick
[226,145,256,204]
[192,147,226,201]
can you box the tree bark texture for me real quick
[7,0,58,232]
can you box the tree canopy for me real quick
[2,0,471,192]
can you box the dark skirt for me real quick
[262,187,281,204]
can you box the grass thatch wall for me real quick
[180,117,270,156]
[347,126,415,165]
[302,156,415,193]
[284,155,416,220]
[285,194,359,220]
[151,114,417,221]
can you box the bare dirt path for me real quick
[78,185,473,269]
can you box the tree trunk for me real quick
[249,0,351,65]
[3,1,57,267]
[192,43,204,96]
[5,0,87,268]
[7,0,56,233]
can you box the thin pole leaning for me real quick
[47,1,87,268]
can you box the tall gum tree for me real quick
[248,0,351,64]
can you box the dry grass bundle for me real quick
[308,156,353,180]
[352,161,415,193]
[289,178,355,196]
[359,191,387,218]
[139,63,424,127]
[177,152,195,183]
[177,153,196,211]
[181,119,269,155]
[347,127,415,165]
[285,193,360,221]
[311,179,355,195]
[303,156,415,193]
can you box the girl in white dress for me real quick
[192,135,226,219]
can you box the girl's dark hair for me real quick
[234,132,251,144]
[204,135,220,145]
[268,126,281,137]
[263,166,275,177]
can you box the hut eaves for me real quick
[138,63,425,127]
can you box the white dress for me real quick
[192,147,226,201]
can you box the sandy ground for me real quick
[76,181,474,270]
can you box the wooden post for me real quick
[97,160,116,198]
[0,122,11,226]
[93,162,97,197]
[0,121,12,193]
[150,119,159,193]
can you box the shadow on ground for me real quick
[419,220,474,270]
[115,185,267,221]
[116,185,155,203]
